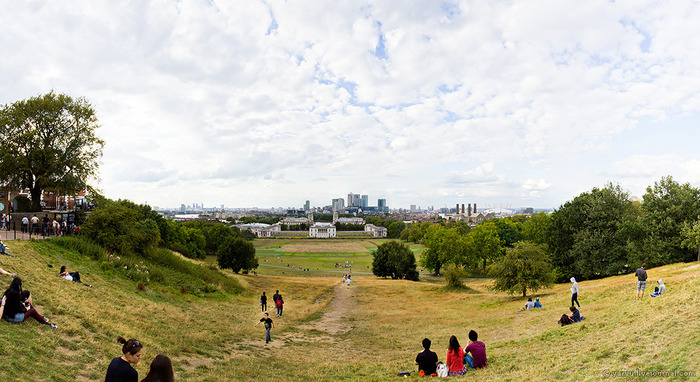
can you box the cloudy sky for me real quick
[2,0,699,210]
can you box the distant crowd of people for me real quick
[0,212,79,236]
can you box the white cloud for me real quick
[1,0,700,208]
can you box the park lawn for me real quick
[0,239,697,381]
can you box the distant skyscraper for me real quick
[378,199,387,212]
[332,198,345,211]
[304,200,310,211]
[361,195,368,207]
[180,204,186,213]
[410,205,417,212]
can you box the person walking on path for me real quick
[635,263,648,300]
[275,295,284,317]
[346,275,352,288]
[260,291,267,312]
[254,312,275,344]
[570,277,580,307]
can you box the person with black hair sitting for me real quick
[59,265,93,287]
[1,277,57,329]
[415,338,438,376]
[105,336,143,382]
[140,354,174,382]
[464,330,488,369]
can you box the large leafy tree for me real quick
[217,237,258,274]
[420,225,471,275]
[371,240,419,281]
[521,212,551,245]
[0,92,104,211]
[489,241,554,297]
[468,222,504,271]
[633,176,700,266]
[548,183,635,281]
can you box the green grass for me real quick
[0,238,698,381]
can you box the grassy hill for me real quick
[0,239,697,381]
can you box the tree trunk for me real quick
[522,287,527,297]
[30,185,43,212]
[483,258,487,271]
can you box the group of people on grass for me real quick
[255,289,285,344]
[105,336,175,382]
[415,330,487,377]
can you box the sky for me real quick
[1,0,700,210]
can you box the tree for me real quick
[217,237,258,274]
[489,218,522,247]
[634,176,700,266]
[521,212,551,245]
[387,221,406,239]
[0,92,104,211]
[489,241,554,297]
[468,222,504,271]
[681,220,700,262]
[548,183,635,281]
[420,225,470,275]
[443,264,467,288]
[371,240,419,280]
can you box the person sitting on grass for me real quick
[0,240,12,257]
[446,335,467,376]
[1,277,57,329]
[569,306,584,322]
[0,267,16,278]
[651,280,666,297]
[519,298,535,311]
[59,265,93,287]
[464,330,488,369]
[534,297,544,308]
[105,336,143,382]
[140,354,174,382]
[415,338,438,377]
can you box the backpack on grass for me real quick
[436,362,448,378]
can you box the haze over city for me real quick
[1,1,699,209]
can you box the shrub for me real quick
[444,264,467,288]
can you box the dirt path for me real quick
[297,281,355,335]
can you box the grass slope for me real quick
[0,239,698,381]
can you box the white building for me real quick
[364,224,388,237]
[235,223,281,237]
[309,222,337,238]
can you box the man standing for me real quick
[260,291,267,313]
[635,263,648,300]
[254,312,275,344]
[21,215,29,233]
[30,214,39,234]
[570,277,580,307]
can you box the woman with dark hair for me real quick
[140,354,174,382]
[59,265,93,287]
[446,335,467,376]
[1,277,57,329]
[105,336,143,382]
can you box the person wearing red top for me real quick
[464,330,488,369]
[446,335,467,376]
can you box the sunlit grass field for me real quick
[0,239,697,381]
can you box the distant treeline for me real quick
[405,176,700,282]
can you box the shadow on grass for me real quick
[443,285,482,294]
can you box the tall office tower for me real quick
[347,193,355,207]
[378,199,387,212]
[221,204,224,209]
[410,205,417,212]
[332,198,345,211]
[304,200,310,211]
[353,194,362,207]
[361,195,369,207]
[180,204,186,213]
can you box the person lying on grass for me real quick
[0,267,16,277]
[0,240,11,257]
[59,265,93,287]
[1,277,57,329]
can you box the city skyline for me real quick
[2,1,699,210]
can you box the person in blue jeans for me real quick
[255,312,275,344]
[534,297,543,308]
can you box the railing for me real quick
[0,220,80,241]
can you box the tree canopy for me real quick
[371,240,419,280]
[0,92,104,211]
[489,241,554,297]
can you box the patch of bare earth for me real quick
[297,281,354,336]
[280,242,368,253]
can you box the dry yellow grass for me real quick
[1,240,697,381]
